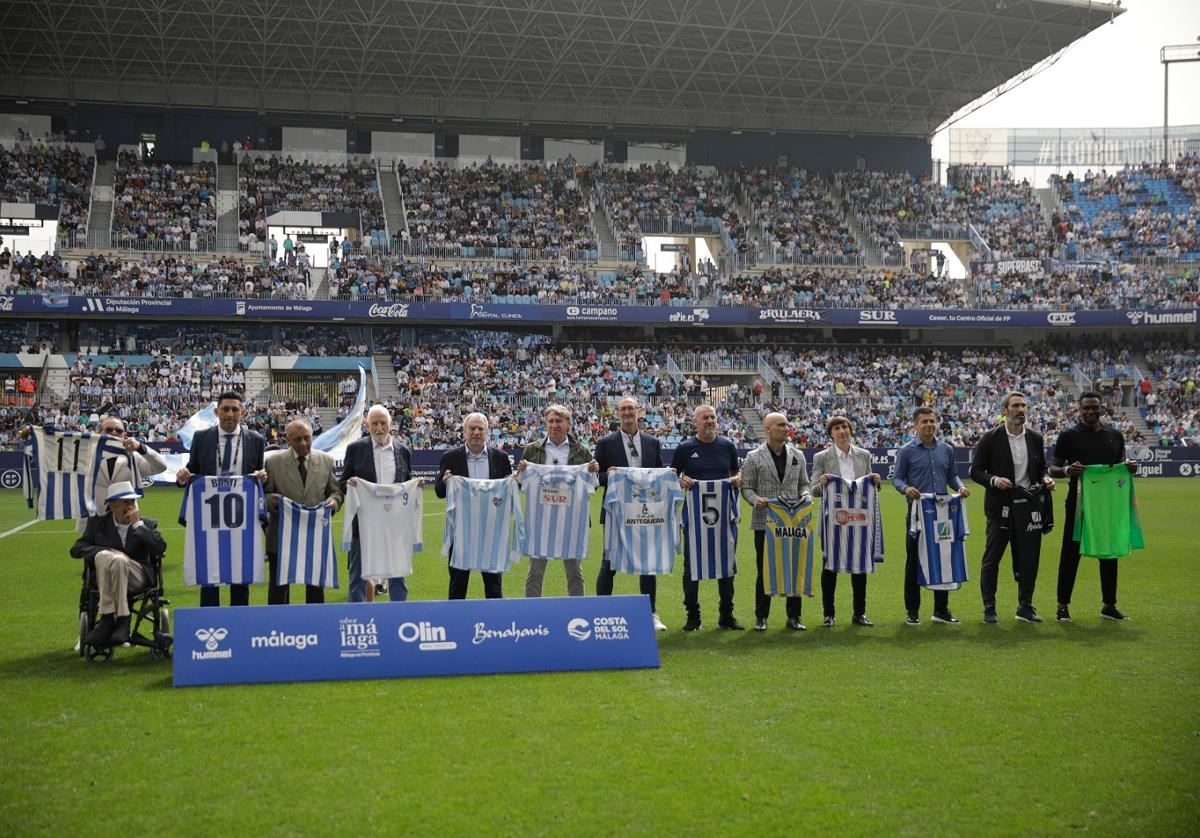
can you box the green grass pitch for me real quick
[0,480,1196,835]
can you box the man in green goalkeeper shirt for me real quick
[1049,392,1139,622]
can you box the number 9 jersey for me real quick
[179,475,266,586]
[683,479,740,580]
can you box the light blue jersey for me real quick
[603,468,683,575]
[519,462,597,560]
[908,494,970,590]
[442,476,525,573]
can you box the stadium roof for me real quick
[0,0,1123,138]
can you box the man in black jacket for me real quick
[969,392,1055,624]
[435,412,513,599]
[70,481,168,647]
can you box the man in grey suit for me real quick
[264,418,343,604]
[811,415,881,627]
[740,412,812,631]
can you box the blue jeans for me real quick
[347,538,408,603]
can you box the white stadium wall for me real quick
[458,134,521,166]
[282,126,348,152]
[544,139,604,166]
[0,113,52,140]
[627,143,686,166]
[372,131,435,165]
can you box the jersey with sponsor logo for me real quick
[442,476,525,574]
[908,494,970,590]
[683,479,740,580]
[341,478,423,580]
[603,468,683,575]
[179,475,266,586]
[518,462,598,560]
[764,498,815,596]
[1072,464,1145,559]
[819,475,884,574]
[24,428,129,520]
[276,498,338,588]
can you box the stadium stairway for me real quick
[379,168,406,243]
[38,360,70,407]
[1116,406,1160,446]
[85,161,115,249]
[740,407,762,442]
[1037,187,1061,227]
[244,368,271,405]
[371,354,403,404]
[308,267,327,300]
[592,204,618,261]
[216,163,239,248]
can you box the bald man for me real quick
[264,418,342,604]
[740,412,812,631]
[340,405,413,603]
[435,412,513,599]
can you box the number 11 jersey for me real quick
[179,475,266,586]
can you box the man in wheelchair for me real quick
[70,481,168,651]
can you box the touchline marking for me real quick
[0,520,39,539]
[0,510,447,537]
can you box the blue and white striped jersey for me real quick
[908,494,970,590]
[820,475,884,574]
[683,479,740,580]
[179,475,266,586]
[24,428,130,520]
[276,498,338,588]
[603,468,683,576]
[518,462,598,560]
[442,476,525,574]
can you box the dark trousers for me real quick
[200,584,248,607]
[821,569,867,618]
[266,554,324,604]
[1057,516,1118,606]
[682,532,734,620]
[447,551,502,600]
[979,515,1040,608]
[753,530,801,621]
[904,533,949,615]
[595,559,657,612]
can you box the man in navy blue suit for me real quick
[594,396,668,631]
[175,390,267,607]
[435,412,513,600]
[339,405,413,603]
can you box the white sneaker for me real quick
[651,613,667,632]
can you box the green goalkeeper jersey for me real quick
[1071,464,1145,559]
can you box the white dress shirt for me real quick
[623,432,641,466]
[373,440,396,485]
[835,445,857,481]
[1006,428,1031,488]
[466,447,490,480]
[218,428,243,475]
[545,438,571,466]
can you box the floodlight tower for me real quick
[1161,41,1200,164]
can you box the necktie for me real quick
[297,455,307,486]
[221,433,233,474]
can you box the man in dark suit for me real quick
[340,404,412,603]
[175,390,266,607]
[435,412,512,599]
[70,481,168,647]
[594,396,667,631]
[970,392,1055,624]
[264,418,343,605]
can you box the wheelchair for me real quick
[78,550,173,663]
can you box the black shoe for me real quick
[85,614,116,647]
[1015,605,1043,623]
[682,617,703,632]
[931,611,960,624]
[822,615,835,628]
[786,618,806,631]
[753,618,767,631]
[1056,605,1072,622]
[718,617,745,631]
[983,607,999,624]
[110,616,131,645]
[1101,605,1130,622]
[852,614,874,627]
[905,612,920,626]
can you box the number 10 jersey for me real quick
[179,475,266,586]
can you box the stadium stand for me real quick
[111,153,217,251]
[740,167,861,264]
[0,141,93,235]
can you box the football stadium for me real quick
[0,0,1197,833]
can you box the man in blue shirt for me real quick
[672,404,743,632]
[892,406,970,625]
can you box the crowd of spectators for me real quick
[947,168,1053,259]
[0,322,57,354]
[704,266,967,308]
[740,167,860,262]
[0,141,93,234]
[598,164,740,257]
[974,264,1199,310]
[112,154,217,250]
[840,169,966,257]
[239,155,385,245]
[399,160,596,258]
[1143,344,1199,445]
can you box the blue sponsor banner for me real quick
[2,293,1197,328]
[173,595,660,687]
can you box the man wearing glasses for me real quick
[594,396,668,631]
[79,414,170,530]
